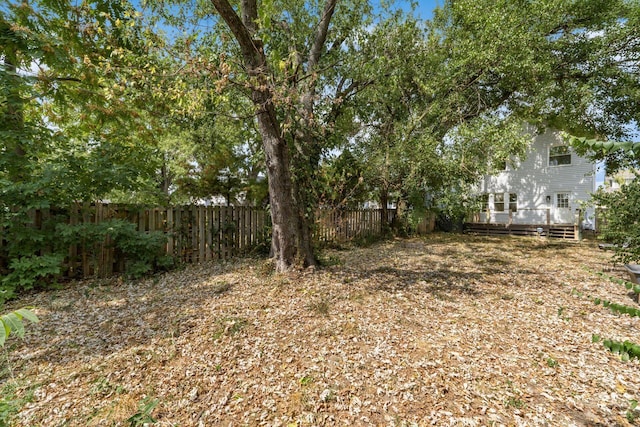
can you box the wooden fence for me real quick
[1,204,397,279]
[315,208,397,243]
[0,204,268,278]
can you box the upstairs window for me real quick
[509,193,518,212]
[549,145,571,166]
[494,193,505,212]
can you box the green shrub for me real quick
[1,255,63,304]
[57,219,174,280]
[591,173,640,264]
[1,212,175,301]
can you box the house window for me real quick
[556,192,570,208]
[509,193,517,212]
[494,193,505,212]
[549,145,571,166]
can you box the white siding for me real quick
[477,130,596,225]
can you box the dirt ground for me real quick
[3,234,640,426]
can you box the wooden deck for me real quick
[463,223,579,240]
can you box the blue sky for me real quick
[410,0,441,19]
[390,0,441,20]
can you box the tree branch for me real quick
[241,0,258,34]
[210,0,261,66]
[308,0,338,71]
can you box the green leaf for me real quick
[621,352,630,362]
[594,298,601,305]
[612,342,622,354]
[1,313,25,339]
[14,308,39,324]
[0,321,6,347]
[592,334,601,343]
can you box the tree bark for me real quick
[288,0,338,268]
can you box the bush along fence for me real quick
[0,204,396,299]
[0,204,269,299]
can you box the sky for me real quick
[383,0,441,20]
[406,0,441,19]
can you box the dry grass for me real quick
[3,233,640,426]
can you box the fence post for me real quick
[198,205,205,263]
[166,208,174,258]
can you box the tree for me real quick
[592,173,640,264]
[0,0,186,295]
[565,136,640,264]
[318,149,368,210]
[201,0,374,271]
[352,0,640,226]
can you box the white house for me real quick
[473,129,597,229]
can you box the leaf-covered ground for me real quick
[3,234,640,426]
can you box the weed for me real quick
[317,254,342,267]
[91,377,126,397]
[627,400,639,423]
[0,381,36,426]
[126,397,158,426]
[308,298,330,316]
[557,306,570,321]
[299,376,314,386]
[596,337,640,361]
[546,357,559,368]
[212,317,248,340]
[505,396,525,409]
[211,282,232,295]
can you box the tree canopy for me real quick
[2,0,640,276]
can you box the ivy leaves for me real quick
[565,133,640,174]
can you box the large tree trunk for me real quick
[253,97,305,271]
[380,186,389,230]
[290,140,321,267]
[210,0,317,271]
[288,0,337,268]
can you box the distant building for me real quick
[603,169,637,193]
[470,129,597,232]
